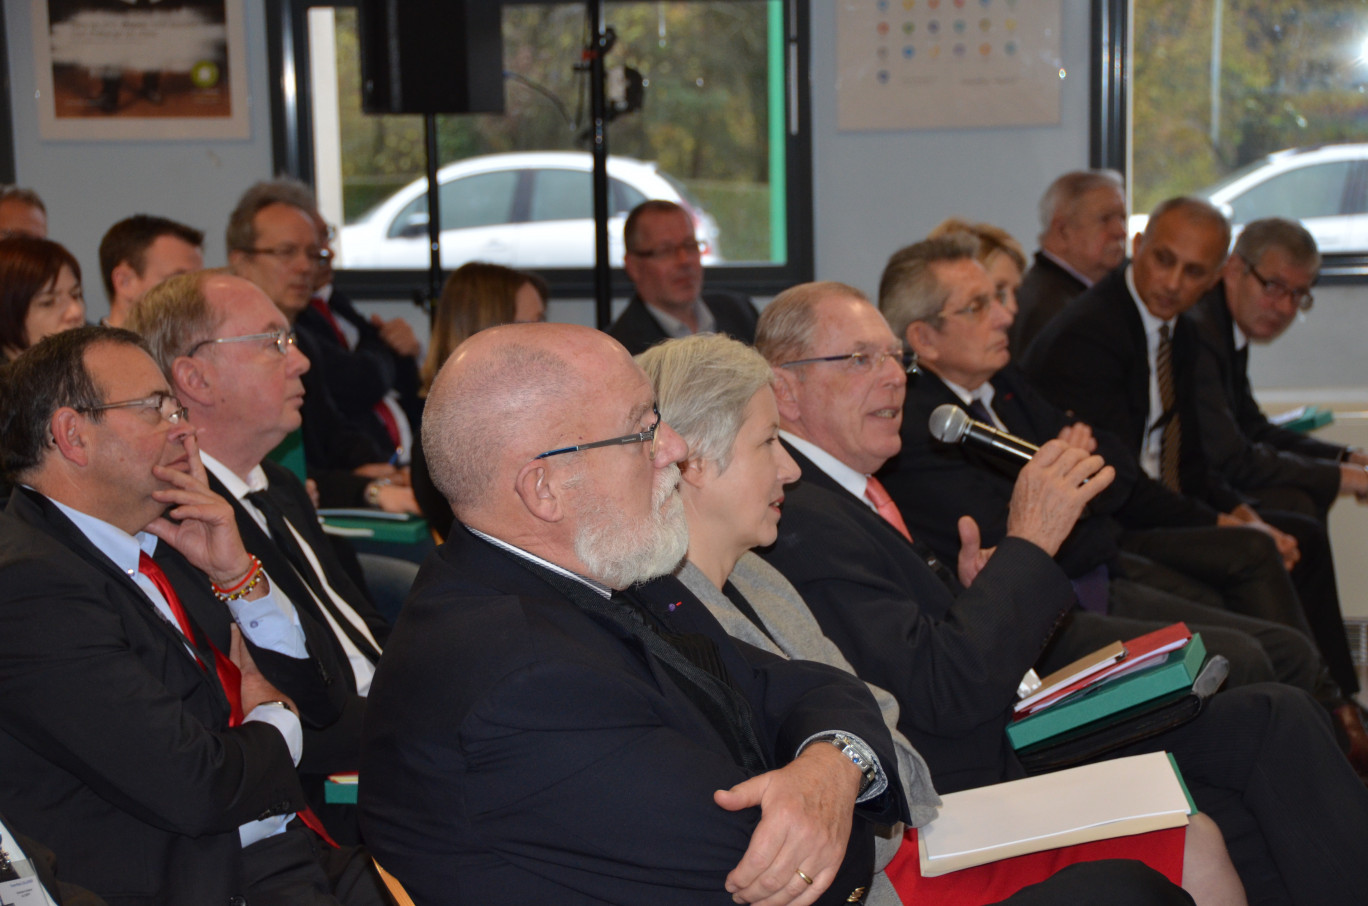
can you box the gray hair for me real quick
[1143,196,1232,254]
[1038,169,1125,241]
[878,233,980,339]
[422,342,580,514]
[755,281,868,366]
[226,178,317,254]
[637,334,774,472]
[126,270,226,376]
[1232,217,1321,274]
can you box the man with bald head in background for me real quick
[1010,169,1128,354]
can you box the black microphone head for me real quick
[929,404,971,443]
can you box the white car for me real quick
[337,151,722,270]
[1128,143,1368,253]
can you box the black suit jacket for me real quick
[1009,251,1088,356]
[607,290,760,355]
[209,459,390,774]
[1188,287,1342,508]
[758,444,1075,793]
[295,290,423,455]
[360,526,904,905]
[1021,265,1242,514]
[0,488,312,904]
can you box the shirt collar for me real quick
[466,526,615,599]
[939,375,995,411]
[780,431,872,505]
[647,298,716,338]
[1125,264,1173,337]
[1231,320,1249,351]
[1040,249,1096,288]
[45,493,157,575]
[200,449,269,499]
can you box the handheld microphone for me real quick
[929,403,1040,463]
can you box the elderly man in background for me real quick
[1011,169,1128,354]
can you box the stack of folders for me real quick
[1007,624,1202,751]
[918,752,1195,876]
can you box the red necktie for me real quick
[138,552,341,849]
[138,552,243,726]
[864,476,913,543]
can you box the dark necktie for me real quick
[525,560,767,773]
[139,551,243,725]
[244,489,382,665]
[967,397,996,428]
[1156,324,1183,492]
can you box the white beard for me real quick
[574,463,689,588]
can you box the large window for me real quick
[1116,0,1368,269]
[269,1,813,299]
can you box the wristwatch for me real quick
[825,733,878,795]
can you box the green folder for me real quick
[1007,634,1207,751]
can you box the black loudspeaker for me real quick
[359,0,506,115]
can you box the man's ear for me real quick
[770,365,802,422]
[110,261,139,297]
[171,355,213,407]
[49,408,89,467]
[905,322,939,365]
[514,461,564,524]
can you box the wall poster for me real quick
[836,0,1063,132]
[31,0,249,141]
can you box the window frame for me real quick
[265,0,815,301]
[1095,0,1368,281]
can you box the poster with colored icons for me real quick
[836,0,1062,131]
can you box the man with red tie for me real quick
[0,326,386,904]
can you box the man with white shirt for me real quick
[128,272,391,844]
[1011,169,1129,355]
[0,326,383,904]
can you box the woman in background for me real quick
[414,261,548,538]
[0,236,86,362]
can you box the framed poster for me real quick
[836,0,1063,132]
[31,0,249,141]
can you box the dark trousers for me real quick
[991,861,1194,905]
[1119,525,1343,701]
[1109,683,1368,906]
[241,823,392,906]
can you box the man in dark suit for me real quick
[608,199,759,355]
[751,282,1368,901]
[1190,217,1368,516]
[0,326,384,905]
[1022,199,1360,730]
[128,271,393,845]
[878,233,1363,755]
[1010,170,1129,355]
[226,180,417,513]
[360,320,916,905]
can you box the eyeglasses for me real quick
[1240,256,1314,312]
[78,391,188,426]
[535,405,661,460]
[944,288,1011,320]
[627,239,704,261]
[779,349,918,375]
[187,328,298,358]
[237,244,332,266]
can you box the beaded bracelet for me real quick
[213,555,263,602]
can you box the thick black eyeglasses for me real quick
[188,329,298,357]
[535,405,661,460]
[1241,256,1314,312]
[779,349,917,375]
[78,391,188,426]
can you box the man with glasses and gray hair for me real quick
[608,199,759,354]
[128,271,395,846]
[0,325,388,904]
[1188,216,1368,516]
